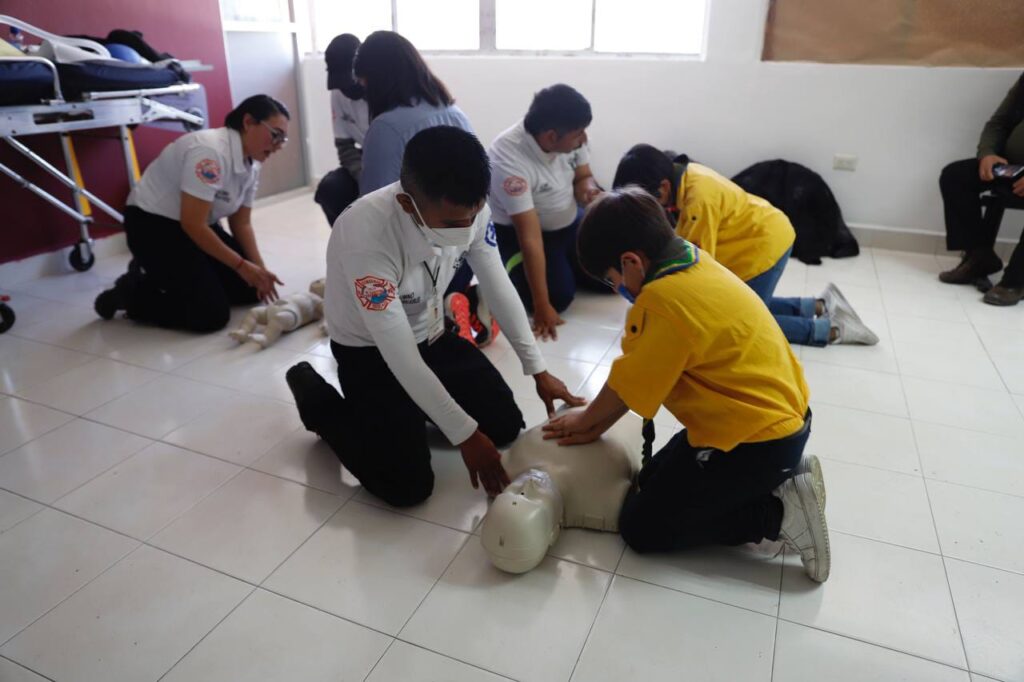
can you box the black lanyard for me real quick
[422,260,440,295]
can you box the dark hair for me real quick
[577,187,675,279]
[612,143,674,196]
[400,127,490,208]
[523,84,592,137]
[224,94,290,131]
[353,31,454,120]
[325,33,364,99]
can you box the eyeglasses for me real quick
[261,121,288,147]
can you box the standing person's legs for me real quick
[618,426,809,553]
[122,207,236,332]
[746,249,830,347]
[939,158,1004,282]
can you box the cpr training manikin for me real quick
[481,409,644,573]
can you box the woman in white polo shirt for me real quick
[94,95,287,332]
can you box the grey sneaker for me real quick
[795,454,825,509]
[831,307,880,345]
[775,472,831,582]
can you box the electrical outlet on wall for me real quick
[833,154,858,171]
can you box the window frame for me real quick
[305,0,708,59]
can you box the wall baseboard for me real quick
[0,233,129,287]
[847,223,1020,261]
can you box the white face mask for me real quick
[402,191,475,249]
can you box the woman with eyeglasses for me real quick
[95,94,289,332]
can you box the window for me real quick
[397,0,480,51]
[308,0,707,56]
[311,0,392,52]
[495,0,593,52]
[594,0,706,55]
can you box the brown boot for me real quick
[982,284,1024,306]
[939,250,1003,284]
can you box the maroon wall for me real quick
[0,0,233,264]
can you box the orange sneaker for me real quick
[471,294,500,348]
[444,292,476,346]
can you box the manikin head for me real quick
[480,469,564,574]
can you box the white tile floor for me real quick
[1,192,1023,681]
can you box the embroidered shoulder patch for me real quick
[354,275,396,311]
[195,158,221,185]
[502,175,528,197]
[484,221,497,247]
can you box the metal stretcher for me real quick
[0,16,209,333]
[0,16,207,272]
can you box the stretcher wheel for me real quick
[0,303,14,334]
[69,240,95,272]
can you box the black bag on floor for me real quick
[731,159,859,265]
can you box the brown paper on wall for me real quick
[763,0,1024,67]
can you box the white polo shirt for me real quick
[326,182,546,444]
[330,90,369,145]
[127,127,259,224]
[487,120,590,231]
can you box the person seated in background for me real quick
[94,95,287,332]
[544,187,830,583]
[313,33,370,227]
[487,84,606,341]
[939,71,1024,306]
[285,127,584,507]
[613,144,877,346]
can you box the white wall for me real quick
[299,0,1023,242]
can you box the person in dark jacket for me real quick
[939,72,1024,306]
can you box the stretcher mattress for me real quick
[56,59,187,99]
[0,60,54,105]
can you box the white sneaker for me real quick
[795,454,825,509]
[820,283,879,345]
[831,308,880,345]
[775,472,831,582]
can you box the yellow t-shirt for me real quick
[607,252,809,452]
[675,163,795,282]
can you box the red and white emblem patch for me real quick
[354,275,396,311]
[195,158,221,185]
[502,175,528,197]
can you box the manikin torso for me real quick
[481,410,644,573]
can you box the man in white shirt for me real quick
[487,84,606,341]
[287,126,585,505]
[314,33,371,227]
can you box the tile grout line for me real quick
[878,267,974,676]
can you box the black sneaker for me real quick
[285,361,345,435]
[939,250,1003,284]
[94,269,142,320]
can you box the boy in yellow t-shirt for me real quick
[613,144,877,347]
[544,187,831,582]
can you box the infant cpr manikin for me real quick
[480,410,644,573]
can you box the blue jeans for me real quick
[745,248,830,347]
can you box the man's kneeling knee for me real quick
[371,471,435,508]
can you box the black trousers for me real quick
[940,158,1002,253]
[494,209,609,314]
[303,331,524,507]
[313,166,359,228]
[619,417,810,553]
[122,206,259,332]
